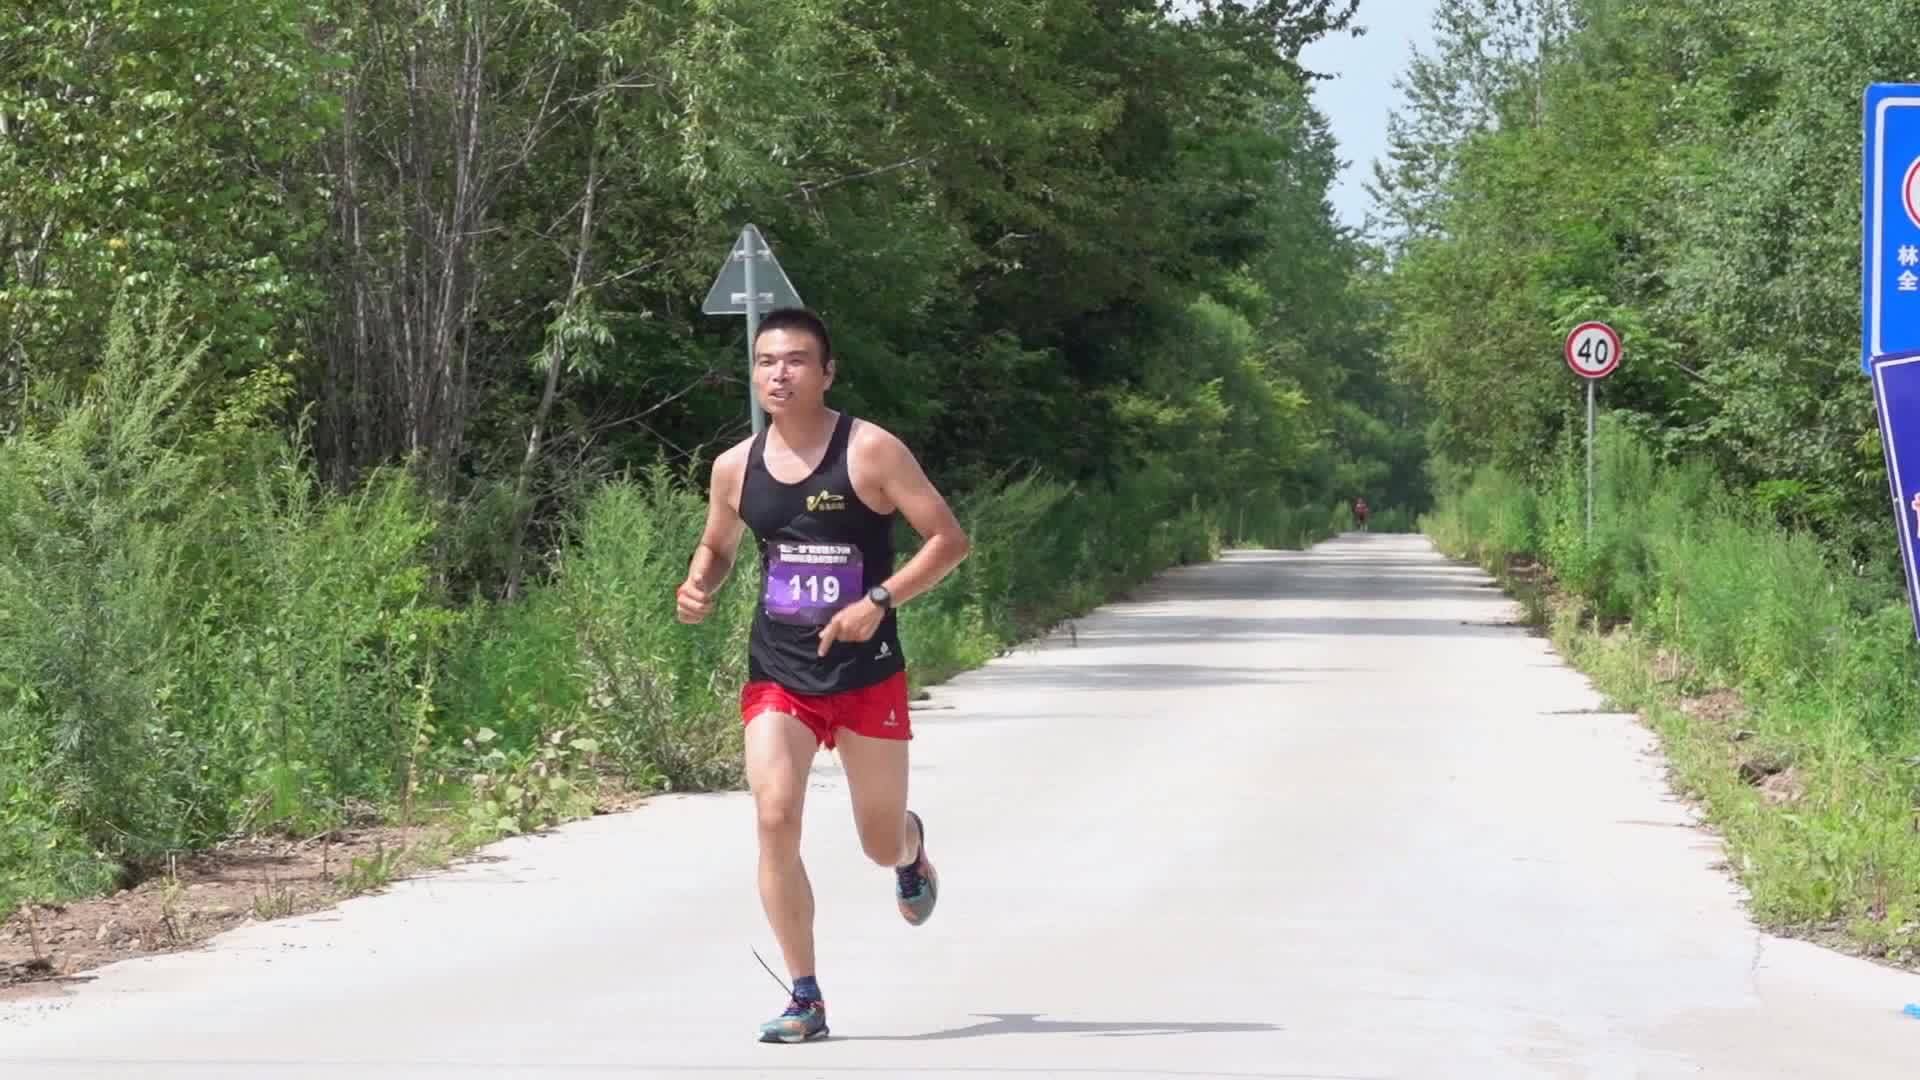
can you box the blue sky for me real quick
[1297,0,1444,231]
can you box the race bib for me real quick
[764,542,863,626]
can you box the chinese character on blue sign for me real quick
[1863,85,1920,373]
[1869,348,1920,645]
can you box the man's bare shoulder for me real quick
[847,417,914,466]
[706,436,756,506]
[710,436,755,477]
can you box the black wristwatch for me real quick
[867,585,893,610]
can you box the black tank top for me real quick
[740,412,905,694]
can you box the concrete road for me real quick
[3,534,1917,1079]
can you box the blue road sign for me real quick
[1863,85,1920,374]
[1870,348,1920,644]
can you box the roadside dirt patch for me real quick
[1680,688,1747,728]
[1675,687,1805,803]
[0,779,655,997]
[0,824,451,996]
[1503,553,1548,582]
[1679,689,1806,806]
[1754,766,1807,806]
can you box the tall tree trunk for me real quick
[319,0,545,491]
[503,139,601,601]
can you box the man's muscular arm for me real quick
[870,432,969,608]
[817,426,970,654]
[677,445,748,624]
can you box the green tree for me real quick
[0,0,339,431]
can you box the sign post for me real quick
[1862,85,1920,375]
[703,224,805,434]
[1565,320,1622,540]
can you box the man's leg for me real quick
[837,729,917,867]
[744,707,830,1040]
[836,682,938,925]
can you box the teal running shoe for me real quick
[759,995,827,1043]
[895,810,938,926]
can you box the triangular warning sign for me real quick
[702,224,805,315]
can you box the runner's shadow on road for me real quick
[843,1012,1280,1041]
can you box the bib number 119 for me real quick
[788,574,840,604]
[764,543,860,626]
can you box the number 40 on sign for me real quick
[1565,321,1622,379]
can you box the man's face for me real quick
[753,328,833,416]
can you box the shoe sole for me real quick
[759,1026,829,1044]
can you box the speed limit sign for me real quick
[1565,321,1622,378]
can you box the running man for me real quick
[675,307,971,1043]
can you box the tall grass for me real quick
[0,292,1345,912]
[0,290,449,908]
[1424,416,1920,962]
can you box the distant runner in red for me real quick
[1353,497,1370,531]
[675,306,971,1044]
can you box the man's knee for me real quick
[856,812,911,867]
[754,784,803,836]
[859,831,900,867]
[746,756,807,856]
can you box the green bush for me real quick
[1423,462,1539,566]
[0,290,449,905]
[1365,507,1418,533]
[542,466,751,793]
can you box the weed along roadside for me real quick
[0,362,1360,992]
[1423,417,1920,973]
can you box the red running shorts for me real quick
[740,670,911,750]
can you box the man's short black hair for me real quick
[754,307,833,371]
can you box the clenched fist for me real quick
[676,578,715,623]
